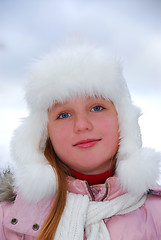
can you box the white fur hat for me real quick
[11,42,161,202]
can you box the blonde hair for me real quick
[36,138,70,240]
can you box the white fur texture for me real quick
[11,42,161,202]
[116,148,161,196]
[14,163,57,203]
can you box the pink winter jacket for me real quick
[0,175,161,240]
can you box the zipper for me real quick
[86,182,95,201]
[101,182,108,201]
[86,181,109,201]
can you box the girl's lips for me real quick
[73,139,101,149]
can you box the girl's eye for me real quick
[58,112,71,119]
[91,106,104,112]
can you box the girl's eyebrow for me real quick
[53,102,70,109]
[53,98,108,110]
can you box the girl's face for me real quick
[48,96,119,175]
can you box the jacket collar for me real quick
[67,175,126,201]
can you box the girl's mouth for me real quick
[73,139,101,149]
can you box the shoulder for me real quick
[144,185,161,222]
[0,171,56,236]
[0,191,56,237]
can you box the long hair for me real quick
[36,138,70,240]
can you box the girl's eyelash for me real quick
[57,105,104,119]
[57,112,71,119]
[91,105,105,111]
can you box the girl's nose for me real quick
[73,115,93,133]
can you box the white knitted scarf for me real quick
[54,192,146,240]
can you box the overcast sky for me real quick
[0,0,161,170]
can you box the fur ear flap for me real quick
[116,148,161,196]
[0,171,16,202]
[10,112,49,165]
[10,112,58,202]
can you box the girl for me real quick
[0,42,161,240]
